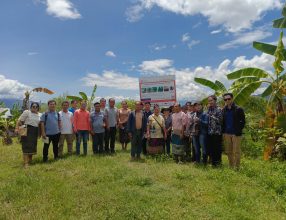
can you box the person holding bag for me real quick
[15,102,41,168]
[146,104,166,155]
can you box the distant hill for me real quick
[0,98,22,108]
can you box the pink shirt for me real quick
[172,111,187,131]
[74,109,90,131]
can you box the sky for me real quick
[0,0,284,103]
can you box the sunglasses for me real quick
[224,98,232,101]
[32,105,38,108]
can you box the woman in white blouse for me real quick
[15,102,41,168]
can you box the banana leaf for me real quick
[194,78,220,91]
[227,68,269,80]
[66,96,83,101]
[79,92,88,101]
[233,82,262,106]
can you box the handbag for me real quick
[18,110,31,137]
[19,125,27,137]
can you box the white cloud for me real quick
[0,75,31,99]
[188,40,200,49]
[82,53,275,101]
[139,59,173,75]
[181,33,190,42]
[211,29,222,34]
[46,0,81,19]
[27,52,39,56]
[82,70,138,90]
[105,51,116,58]
[125,4,146,22]
[149,44,167,51]
[126,0,282,32]
[219,28,272,50]
[232,53,274,72]
[137,53,275,100]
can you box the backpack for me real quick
[44,112,61,127]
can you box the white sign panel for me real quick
[139,75,176,106]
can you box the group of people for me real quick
[16,93,245,169]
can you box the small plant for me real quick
[273,133,286,160]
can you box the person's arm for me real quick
[238,108,246,130]
[90,113,94,135]
[127,112,132,139]
[146,116,151,139]
[87,112,91,131]
[105,109,109,130]
[41,122,46,138]
[15,111,27,132]
[181,113,187,138]
[73,111,78,133]
[162,117,167,139]
[116,109,119,127]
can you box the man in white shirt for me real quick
[59,101,74,156]
[104,98,119,154]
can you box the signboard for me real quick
[139,75,176,106]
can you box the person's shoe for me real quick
[130,156,136,162]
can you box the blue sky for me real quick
[0,0,284,102]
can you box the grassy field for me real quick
[0,140,286,220]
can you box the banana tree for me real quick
[226,5,286,160]
[0,109,13,145]
[67,84,97,111]
[193,78,238,106]
[22,87,54,111]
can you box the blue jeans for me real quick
[192,134,207,163]
[76,130,89,155]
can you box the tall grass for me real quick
[0,140,285,220]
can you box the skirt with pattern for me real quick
[171,133,185,155]
[147,138,164,154]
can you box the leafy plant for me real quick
[226,5,286,160]
[22,87,54,111]
[67,84,97,111]
[273,133,286,160]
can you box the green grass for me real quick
[0,140,286,220]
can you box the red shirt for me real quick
[74,109,90,131]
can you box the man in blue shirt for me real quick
[40,100,61,162]
[142,102,152,155]
[68,100,78,115]
[222,93,245,169]
[90,102,106,154]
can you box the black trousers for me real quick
[208,134,222,166]
[43,133,61,161]
[92,133,104,153]
[105,127,116,153]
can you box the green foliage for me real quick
[227,68,269,80]
[67,84,97,111]
[274,133,286,160]
[115,99,136,110]
[253,41,286,60]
